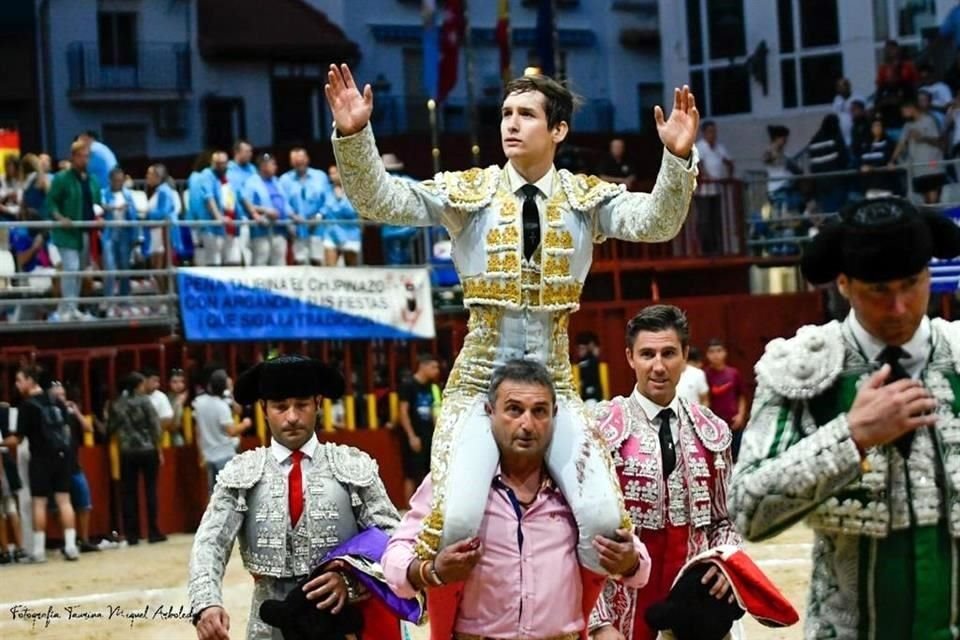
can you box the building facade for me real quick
[31,0,662,165]
[657,0,956,172]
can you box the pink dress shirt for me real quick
[383,474,651,639]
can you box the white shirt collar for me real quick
[846,312,931,378]
[270,432,320,465]
[631,387,681,422]
[505,161,557,199]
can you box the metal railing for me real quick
[66,41,192,93]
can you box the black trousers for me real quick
[120,450,160,540]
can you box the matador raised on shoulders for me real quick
[325,64,700,577]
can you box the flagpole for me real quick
[463,0,480,167]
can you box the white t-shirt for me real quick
[149,389,174,422]
[676,365,709,405]
[193,393,236,464]
[696,139,732,196]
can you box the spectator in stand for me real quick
[891,96,945,204]
[279,147,331,266]
[704,339,748,462]
[243,153,290,266]
[227,140,255,265]
[8,202,57,322]
[15,365,80,561]
[142,367,175,439]
[166,368,188,447]
[144,164,180,290]
[196,151,235,267]
[849,99,871,162]
[597,137,636,187]
[193,369,244,495]
[575,331,603,408]
[940,0,960,49]
[859,118,900,195]
[875,40,919,130]
[324,163,361,266]
[0,154,22,220]
[918,64,953,115]
[49,381,99,553]
[397,352,442,503]
[807,113,849,214]
[0,403,28,564]
[380,153,420,265]
[186,150,212,264]
[107,372,165,545]
[75,131,117,191]
[832,78,865,150]
[99,166,138,317]
[695,120,734,255]
[763,125,803,214]
[20,153,50,219]
[676,345,710,406]
[48,140,100,322]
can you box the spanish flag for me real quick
[0,129,20,177]
[497,0,511,87]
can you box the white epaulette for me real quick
[755,321,845,400]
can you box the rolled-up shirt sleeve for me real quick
[382,476,434,599]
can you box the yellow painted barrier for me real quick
[366,394,378,430]
[182,406,194,445]
[255,402,267,445]
[323,398,334,432]
[389,392,399,423]
[571,365,582,395]
[83,416,94,447]
[109,437,120,481]
[599,362,610,400]
[345,396,356,431]
[161,431,171,448]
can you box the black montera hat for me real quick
[800,197,960,285]
[233,355,345,405]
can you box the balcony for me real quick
[67,41,191,104]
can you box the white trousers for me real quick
[252,236,288,266]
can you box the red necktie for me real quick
[288,450,305,527]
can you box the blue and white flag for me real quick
[177,267,435,341]
[931,207,960,293]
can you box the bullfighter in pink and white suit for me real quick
[588,305,742,640]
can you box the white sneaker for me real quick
[62,547,79,561]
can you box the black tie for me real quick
[520,184,540,261]
[657,408,676,477]
[879,346,914,458]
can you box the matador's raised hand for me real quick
[324,64,373,137]
[654,85,700,160]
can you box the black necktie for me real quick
[520,184,540,261]
[657,408,676,477]
[879,345,914,458]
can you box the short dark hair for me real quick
[233,139,251,153]
[417,351,438,367]
[503,75,577,130]
[122,372,146,394]
[142,366,159,378]
[701,120,717,131]
[707,338,725,348]
[575,331,599,346]
[688,346,702,362]
[625,305,690,349]
[289,146,308,155]
[208,369,229,397]
[17,365,42,384]
[487,359,556,407]
[108,166,125,180]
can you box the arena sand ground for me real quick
[0,525,812,639]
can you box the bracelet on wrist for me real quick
[429,561,446,586]
[417,559,432,588]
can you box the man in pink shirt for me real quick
[383,360,650,640]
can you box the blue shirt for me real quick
[99,186,139,245]
[190,169,227,236]
[243,174,289,238]
[227,160,256,220]
[278,168,331,238]
[10,228,44,272]
[87,140,118,191]
[942,6,960,48]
